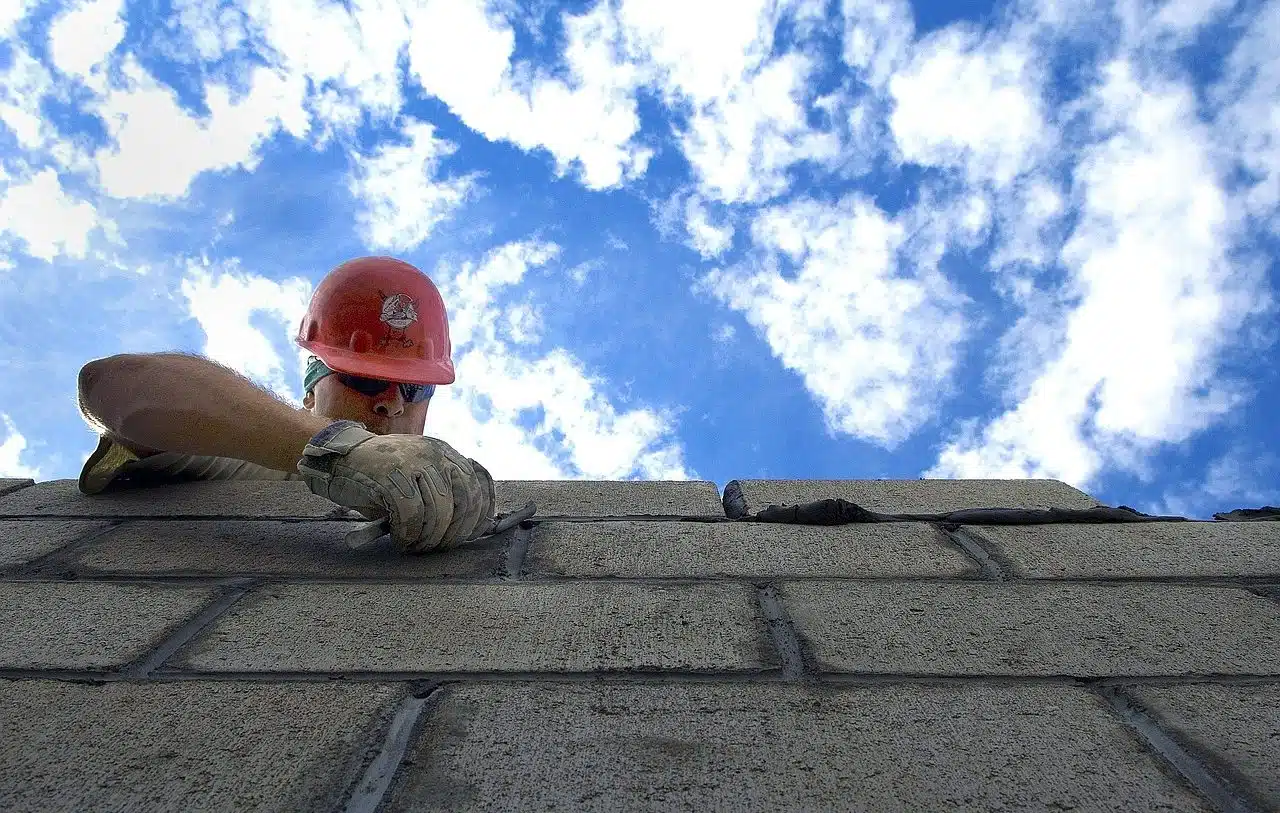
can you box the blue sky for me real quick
[1,0,1277,518]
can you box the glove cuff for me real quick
[297,420,374,475]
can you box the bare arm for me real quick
[78,352,332,473]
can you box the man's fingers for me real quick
[385,469,427,550]
[408,469,453,552]
[441,462,488,545]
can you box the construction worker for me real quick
[76,256,495,554]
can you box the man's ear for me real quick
[302,390,315,410]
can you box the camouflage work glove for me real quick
[297,420,496,553]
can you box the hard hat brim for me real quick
[298,341,456,386]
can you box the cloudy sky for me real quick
[1,0,1277,517]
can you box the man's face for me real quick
[304,374,430,435]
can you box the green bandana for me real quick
[303,356,333,394]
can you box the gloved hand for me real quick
[296,420,495,553]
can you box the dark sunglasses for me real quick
[335,372,435,403]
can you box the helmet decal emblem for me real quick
[378,292,418,348]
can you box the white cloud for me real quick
[698,193,970,445]
[841,0,916,87]
[94,58,309,200]
[427,241,692,480]
[238,0,410,129]
[681,52,842,204]
[1211,0,1280,226]
[617,0,777,105]
[888,26,1048,186]
[47,0,126,86]
[503,304,542,344]
[349,120,479,253]
[616,0,842,203]
[0,168,100,261]
[653,189,736,258]
[405,0,650,189]
[930,60,1270,486]
[0,414,43,479]
[685,195,735,258]
[0,47,56,152]
[566,259,601,286]
[180,260,314,402]
[0,0,38,38]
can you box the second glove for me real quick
[296,419,496,553]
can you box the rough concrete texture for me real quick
[385,682,1211,812]
[0,679,403,813]
[0,519,112,570]
[0,478,33,497]
[0,480,350,518]
[976,521,1280,578]
[723,478,1100,517]
[0,582,221,669]
[525,521,978,578]
[1128,682,1280,808]
[52,520,509,579]
[499,479,724,516]
[174,582,773,673]
[0,478,725,519]
[781,581,1280,676]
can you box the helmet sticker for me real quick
[378,292,418,348]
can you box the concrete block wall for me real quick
[0,477,1277,812]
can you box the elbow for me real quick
[77,354,137,433]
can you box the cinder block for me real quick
[524,521,977,578]
[0,479,726,520]
[0,480,348,518]
[174,583,771,673]
[1128,683,1280,808]
[0,679,402,812]
[56,520,508,579]
[383,682,1212,812]
[499,480,724,517]
[781,582,1280,676]
[0,582,221,669]
[0,479,32,497]
[722,478,1099,517]
[975,522,1280,578]
[0,520,112,570]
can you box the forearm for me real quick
[78,352,331,473]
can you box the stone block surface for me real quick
[723,478,1099,517]
[525,521,977,578]
[0,679,401,813]
[385,682,1211,812]
[781,582,1280,676]
[0,479,726,519]
[53,520,508,579]
[499,480,723,517]
[0,480,350,518]
[0,582,221,669]
[0,520,112,570]
[174,582,771,673]
[0,478,32,497]
[1129,682,1280,808]
[976,521,1280,578]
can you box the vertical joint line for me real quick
[941,525,1015,581]
[504,524,533,581]
[342,685,441,813]
[3,519,127,579]
[1095,685,1266,813]
[120,577,259,678]
[756,584,808,681]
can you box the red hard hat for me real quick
[295,256,455,385]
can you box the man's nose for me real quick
[372,386,405,417]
